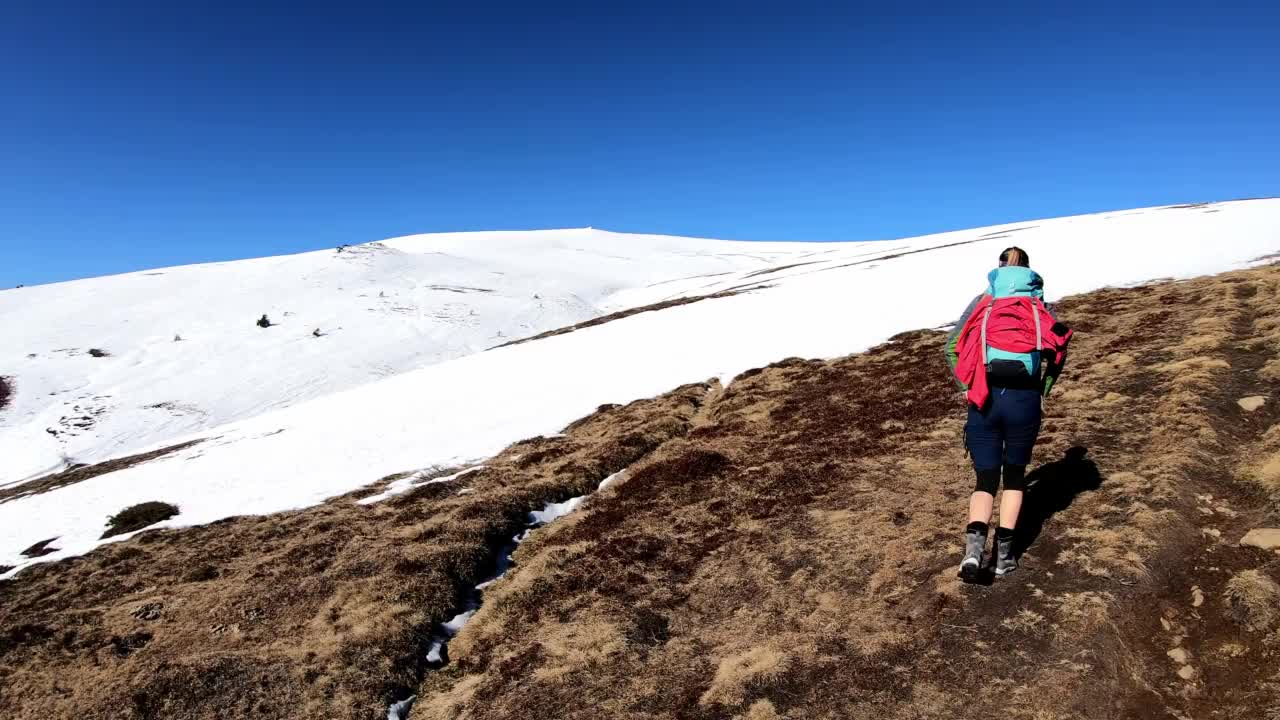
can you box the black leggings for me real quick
[974,464,1026,495]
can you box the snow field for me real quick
[2,200,1276,574]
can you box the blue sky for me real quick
[2,1,1277,286]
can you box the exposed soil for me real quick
[0,440,203,505]
[820,236,987,273]
[3,265,1280,720]
[491,287,763,350]
[741,261,821,279]
[979,225,1039,238]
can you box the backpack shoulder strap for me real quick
[1031,297,1043,351]
[979,301,995,366]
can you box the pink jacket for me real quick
[952,295,1072,408]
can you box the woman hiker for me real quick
[946,247,1073,580]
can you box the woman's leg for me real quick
[997,391,1042,531]
[998,483,1024,530]
[968,490,995,525]
[965,404,1003,525]
[993,389,1041,575]
[961,403,1003,575]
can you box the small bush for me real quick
[21,538,59,558]
[182,564,219,582]
[0,376,11,411]
[88,348,110,358]
[102,501,180,539]
[110,631,152,657]
[625,608,670,646]
[1225,570,1280,632]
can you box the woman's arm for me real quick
[945,294,984,376]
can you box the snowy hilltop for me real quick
[1,229,810,484]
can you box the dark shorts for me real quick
[965,386,1042,471]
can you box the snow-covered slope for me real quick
[0,229,809,484]
[2,200,1277,574]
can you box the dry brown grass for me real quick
[1244,423,1280,496]
[1257,452,1280,493]
[1263,359,1280,381]
[491,287,762,349]
[0,440,203,505]
[410,264,1280,720]
[735,699,782,720]
[101,501,180,538]
[1050,591,1113,632]
[6,265,1280,720]
[19,538,59,558]
[1001,609,1048,636]
[0,383,712,720]
[1225,570,1280,632]
[699,646,790,708]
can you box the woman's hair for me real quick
[999,246,1030,267]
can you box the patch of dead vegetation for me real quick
[699,646,790,708]
[741,261,820,279]
[1263,359,1280,381]
[1225,570,1280,632]
[0,440,203,505]
[7,264,1280,720]
[411,264,1280,720]
[734,699,782,720]
[101,501,180,538]
[19,538,59,558]
[1001,609,1048,637]
[1244,423,1280,498]
[0,383,713,720]
[491,287,763,350]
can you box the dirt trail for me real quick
[2,265,1279,720]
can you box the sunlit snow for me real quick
[2,201,1276,574]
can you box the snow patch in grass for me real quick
[400,486,597,717]
[387,695,416,720]
[356,466,484,506]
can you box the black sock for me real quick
[966,521,989,536]
[996,526,1015,541]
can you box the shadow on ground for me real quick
[1014,445,1104,557]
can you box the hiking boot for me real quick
[994,532,1018,576]
[959,528,986,581]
